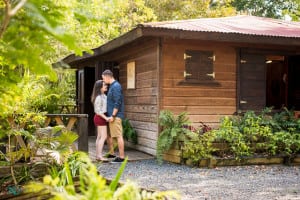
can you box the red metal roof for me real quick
[141,15,300,38]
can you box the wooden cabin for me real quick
[62,15,300,155]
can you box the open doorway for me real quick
[266,55,300,110]
[266,55,286,109]
[288,56,300,110]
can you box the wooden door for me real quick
[239,53,266,111]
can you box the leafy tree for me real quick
[50,0,156,57]
[286,0,300,20]
[92,0,156,42]
[209,0,237,17]
[0,0,89,114]
[145,0,236,21]
[15,69,76,114]
[232,0,300,20]
[0,0,157,115]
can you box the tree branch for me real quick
[0,0,28,38]
[0,0,11,38]
[10,0,27,16]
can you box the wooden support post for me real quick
[77,115,88,152]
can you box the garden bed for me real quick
[160,108,300,168]
[163,142,300,168]
[164,150,300,168]
[196,154,300,168]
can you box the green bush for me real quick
[163,108,300,165]
[182,131,216,165]
[212,108,300,157]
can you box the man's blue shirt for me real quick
[107,80,125,119]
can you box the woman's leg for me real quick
[95,126,101,159]
[97,125,108,159]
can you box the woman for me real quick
[91,80,110,162]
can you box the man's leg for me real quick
[106,135,115,155]
[106,124,115,157]
[110,118,125,162]
[117,136,125,159]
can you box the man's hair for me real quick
[102,69,113,77]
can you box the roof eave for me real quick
[62,26,300,66]
[62,27,144,66]
[141,27,300,46]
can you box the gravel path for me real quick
[97,159,300,200]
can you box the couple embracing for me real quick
[91,69,125,163]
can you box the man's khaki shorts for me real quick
[109,117,123,138]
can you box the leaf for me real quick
[109,157,128,191]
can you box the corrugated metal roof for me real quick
[141,15,300,38]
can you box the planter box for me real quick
[293,155,300,164]
[163,148,182,164]
[162,140,300,167]
[0,164,28,178]
[163,142,183,164]
[196,154,300,168]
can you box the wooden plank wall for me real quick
[161,38,237,128]
[104,38,160,155]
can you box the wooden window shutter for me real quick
[184,50,214,82]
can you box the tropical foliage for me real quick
[25,153,180,200]
[157,108,300,165]
[156,110,193,163]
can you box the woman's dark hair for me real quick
[91,80,104,104]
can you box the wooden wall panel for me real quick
[161,39,237,125]
[125,105,157,114]
[125,112,157,123]
[163,105,236,115]
[124,88,158,97]
[135,137,157,149]
[163,97,235,106]
[163,88,236,98]
[135,129,158,140]
[126,143,156,155]
[131,121,158,132]
[162,79,236,88]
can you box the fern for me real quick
[122,119,138,144]
[156,110,191,164]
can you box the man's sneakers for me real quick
[111,157,125,163]
[106,154,116,159]
[104,154,125,163]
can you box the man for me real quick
[102,69,125,163]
